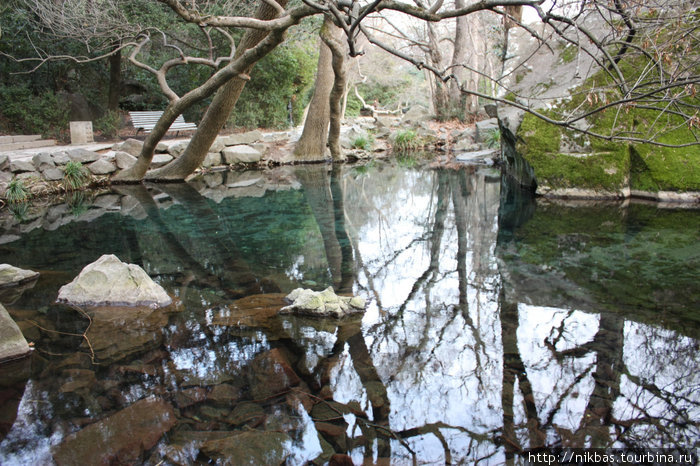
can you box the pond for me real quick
[0,162,698,465]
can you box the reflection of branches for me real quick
[28,305,95,364]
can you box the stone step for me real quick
[0,135,42,144]
[0,139,57,151]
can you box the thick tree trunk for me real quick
[321,20,347,162]
[108,47,121,111]
[449,1,474,120]
[426,22,449,119]
[146,0,288,181]
[293,16,338,162]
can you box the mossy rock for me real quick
[515,111,700,193]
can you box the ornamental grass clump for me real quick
[392,129,420,152]
[62,161,90,191]
[6,178,29,204]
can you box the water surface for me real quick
[0,162,697,464]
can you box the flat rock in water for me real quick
[57,254,171,307]
[248,348,300,398]
[52,397,176,466]
[0,303,31,363]
[279,287,366,318]
[0,264,39,287]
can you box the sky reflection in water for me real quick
[0,162,697,464]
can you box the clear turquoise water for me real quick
[0,163,697,464]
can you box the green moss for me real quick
[515,55,699,193]
[631,137,700,192]
[517,113,561,154]
[559,45,577,64]
[525,151,629,190]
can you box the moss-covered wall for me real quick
[514,112,700,195]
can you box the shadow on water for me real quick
[0,161,697,464]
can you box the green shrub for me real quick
[62,161,90,191]
[94,110,122,139]
[228,43,317,129]
[5,178,29,203]
[345,94,363,117]
[0,84,70,138]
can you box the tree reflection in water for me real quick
[0,163,697,464]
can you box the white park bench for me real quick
[129,111,197,136]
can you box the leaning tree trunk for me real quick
[293,16,339,162]
[114,0,288,182]
[146,0,289,181]
[321,20,347,162]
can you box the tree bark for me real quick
[425,22,449,119]
[293,16,338,162]
[321,20,347,162]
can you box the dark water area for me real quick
[0,162,697,464]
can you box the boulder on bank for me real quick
[222,145,262,164]
[279,287,365,318]
[57,254,171,308]
[0,303,31,362]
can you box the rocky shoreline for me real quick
[1,110,698,205]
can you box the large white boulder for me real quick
[57,254,171,308]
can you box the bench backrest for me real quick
[129,111,193,129]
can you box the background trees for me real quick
[1,0,697,181]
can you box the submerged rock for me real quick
[248,348,301,398]
[52,397,176,466]
[57,254,171,307]
[279,287,365,318]
[200,430,290,465]
[0,304,31,363]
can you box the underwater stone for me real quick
[57,254,171,308]
[52,397,176,465]
[201,431,290,465]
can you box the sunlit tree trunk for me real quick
[426,22,449,119]
[322,22,347,161]
[294,16,340,162]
